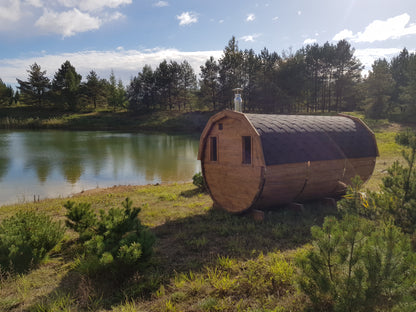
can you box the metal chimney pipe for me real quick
[232,88,243,112]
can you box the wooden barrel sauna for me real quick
[197,110,379,213]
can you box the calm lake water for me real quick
[0,130,201,206]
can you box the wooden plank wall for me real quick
[204,163,263,213]
[256,162,308,207]
[298,159,346,201]
[202,116,265,213]
[254,157,376,209]
[342,157,377,184]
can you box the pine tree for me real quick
[365,59,395,118]
[16,63,50,107]
[52,60,82,110]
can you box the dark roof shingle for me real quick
[245,114,378,166]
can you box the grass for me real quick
[0,182,334,311]
[0,114,414,311]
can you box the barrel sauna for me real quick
[197,110,379,213]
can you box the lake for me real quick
[0,130,201,206]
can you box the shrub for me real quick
[296,215,416,312]
[369,129,416,233]
[192,172,206,192]
[65,197,155,272]
[64,201,97,242]
[0,211,65,273]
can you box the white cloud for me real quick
[0,48,224,86]
[332,29,354,41]
[35,8,101,37]
[153,1,168,7]
[272,16,279,22]
[333,13,416,43]
[297,11,301,15]
[176,11,198,26]
[355,48,403,74]
[240,34,260,42]
[25,0,42,8]
[103,11,124,22]
[0,0,132,36]
[246,13,255,22]
[57,0,131,12]
[0,0,21,22]
[303,38,317,45]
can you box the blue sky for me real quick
[1,0,416,87]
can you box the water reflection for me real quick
[0,134,10,181]
[0,130,201,205]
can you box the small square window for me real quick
[218,123,223,130]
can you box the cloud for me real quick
[354,48,403,74]
[272,16,279,22]
[0,0,21,22]
[0,0,132,36]
[25,0,42,8]
[333,29,354,41]
[103,11,125,22]
[297,11,301,15]
[333,13,416,43]
[303,38,317,45]
[35,8,101,37]
[246,13,255,22]
[0,48,224,86]
[240,34,260,42]
[153,1,168,7]
[57,0,132,12]
[176,11,198,26]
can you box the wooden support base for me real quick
[288,202,304,212]
[249,209,265,221]
[321,197,337,209]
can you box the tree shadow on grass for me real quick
[28,199,338,310]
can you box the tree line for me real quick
[1,36,416,120]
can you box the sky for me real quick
[1,0,416,87]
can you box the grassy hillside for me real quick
[0,116,414,311]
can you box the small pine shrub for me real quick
[192,172,206,192]
[65,197,155,273]
[64,201,97,242]
[0,211,65,273]
[296,215,416,312]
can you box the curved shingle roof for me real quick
[245,114,378,166]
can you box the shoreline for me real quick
[0,108,215,134]
[0,181,198,209]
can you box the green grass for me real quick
[0,114,414,311]
[0,182,335,311]
[364,117,414,191]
